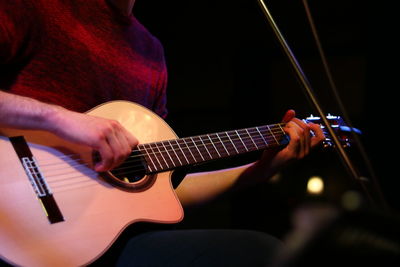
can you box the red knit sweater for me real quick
[0,0,168,117]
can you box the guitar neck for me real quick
[137,123,289,173]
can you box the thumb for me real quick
[282,109,296,123]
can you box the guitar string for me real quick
[44,133,282,183]
[42,133,287,188]
[51,178,104,193]
[123,134,282,170]
[38,125,287,168]
[37,124,287,166]
[37,125,289,192]
[39,123,328,192]
[46,137,309,192]
[41,132,285,178]
[41,120,328,168]
[43,133,285,190]
[50,143,328,192]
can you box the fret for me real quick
[171,139,189,165]
[207,134,221,158]
[245,128,259,149]
[156,142,175,169]
[216,133,230,156]
[253,127,268,148]
[235,130,249,152]
[160,141,176,168]
[267,125,279,145]
[197,136,213,160]
[211,133,230,158]
[137,144,156,173]
[277,124,289,145]
[177,139,195,164]
[277,124,286,141]
[167,140,183,166]
[256,126,269,147]
[152,143,171,170]
[223,132,239,154]
[148,143,165,171]
[237,129,257,151]
[189,137,205,161]
[258,126,274,147]
[182,138,198,163]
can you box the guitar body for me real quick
[0,101,183,267]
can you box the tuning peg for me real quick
[326,113,340,120]
[305,114,321,122]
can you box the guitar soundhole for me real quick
[94,150,153,191]
[110,150,147,183]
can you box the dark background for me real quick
[133,0,397,239]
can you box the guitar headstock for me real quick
[304,114,361,148]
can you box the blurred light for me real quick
[307,176,324,195]
[341,190,362,210]
[269,173,282,183]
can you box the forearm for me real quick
[176,161,276,207]
[0,90,138,172]
[0,90,61,131]
[175,113,326,208]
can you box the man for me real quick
[0,0,324,266]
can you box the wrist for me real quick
[250,159,277,181]
[39,104,69,133]
[233,161,277,190]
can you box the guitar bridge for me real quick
[10,136,64,224]
[22,157,52,197]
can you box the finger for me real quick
[309,122,325,147]
[121,127,139,149]
[94,139,114,172]
[292,118,311,157]
[284,121,302,159]
[106,127,130,169]
[282,109,296,123]
[109,123,140,169]
[116,126,139,169]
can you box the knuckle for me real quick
[291,135,300,143]
[110,120,121,128]
[286,121,295,127]
[103,120,120,133]
[93,132,106,145]
[101,124,113,135]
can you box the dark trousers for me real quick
[113,229,282,267]
[0,228,282,267]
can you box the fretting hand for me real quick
[255,109,325,177]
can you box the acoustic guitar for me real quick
[0,100,355,267]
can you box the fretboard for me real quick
[137,123,289,173]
